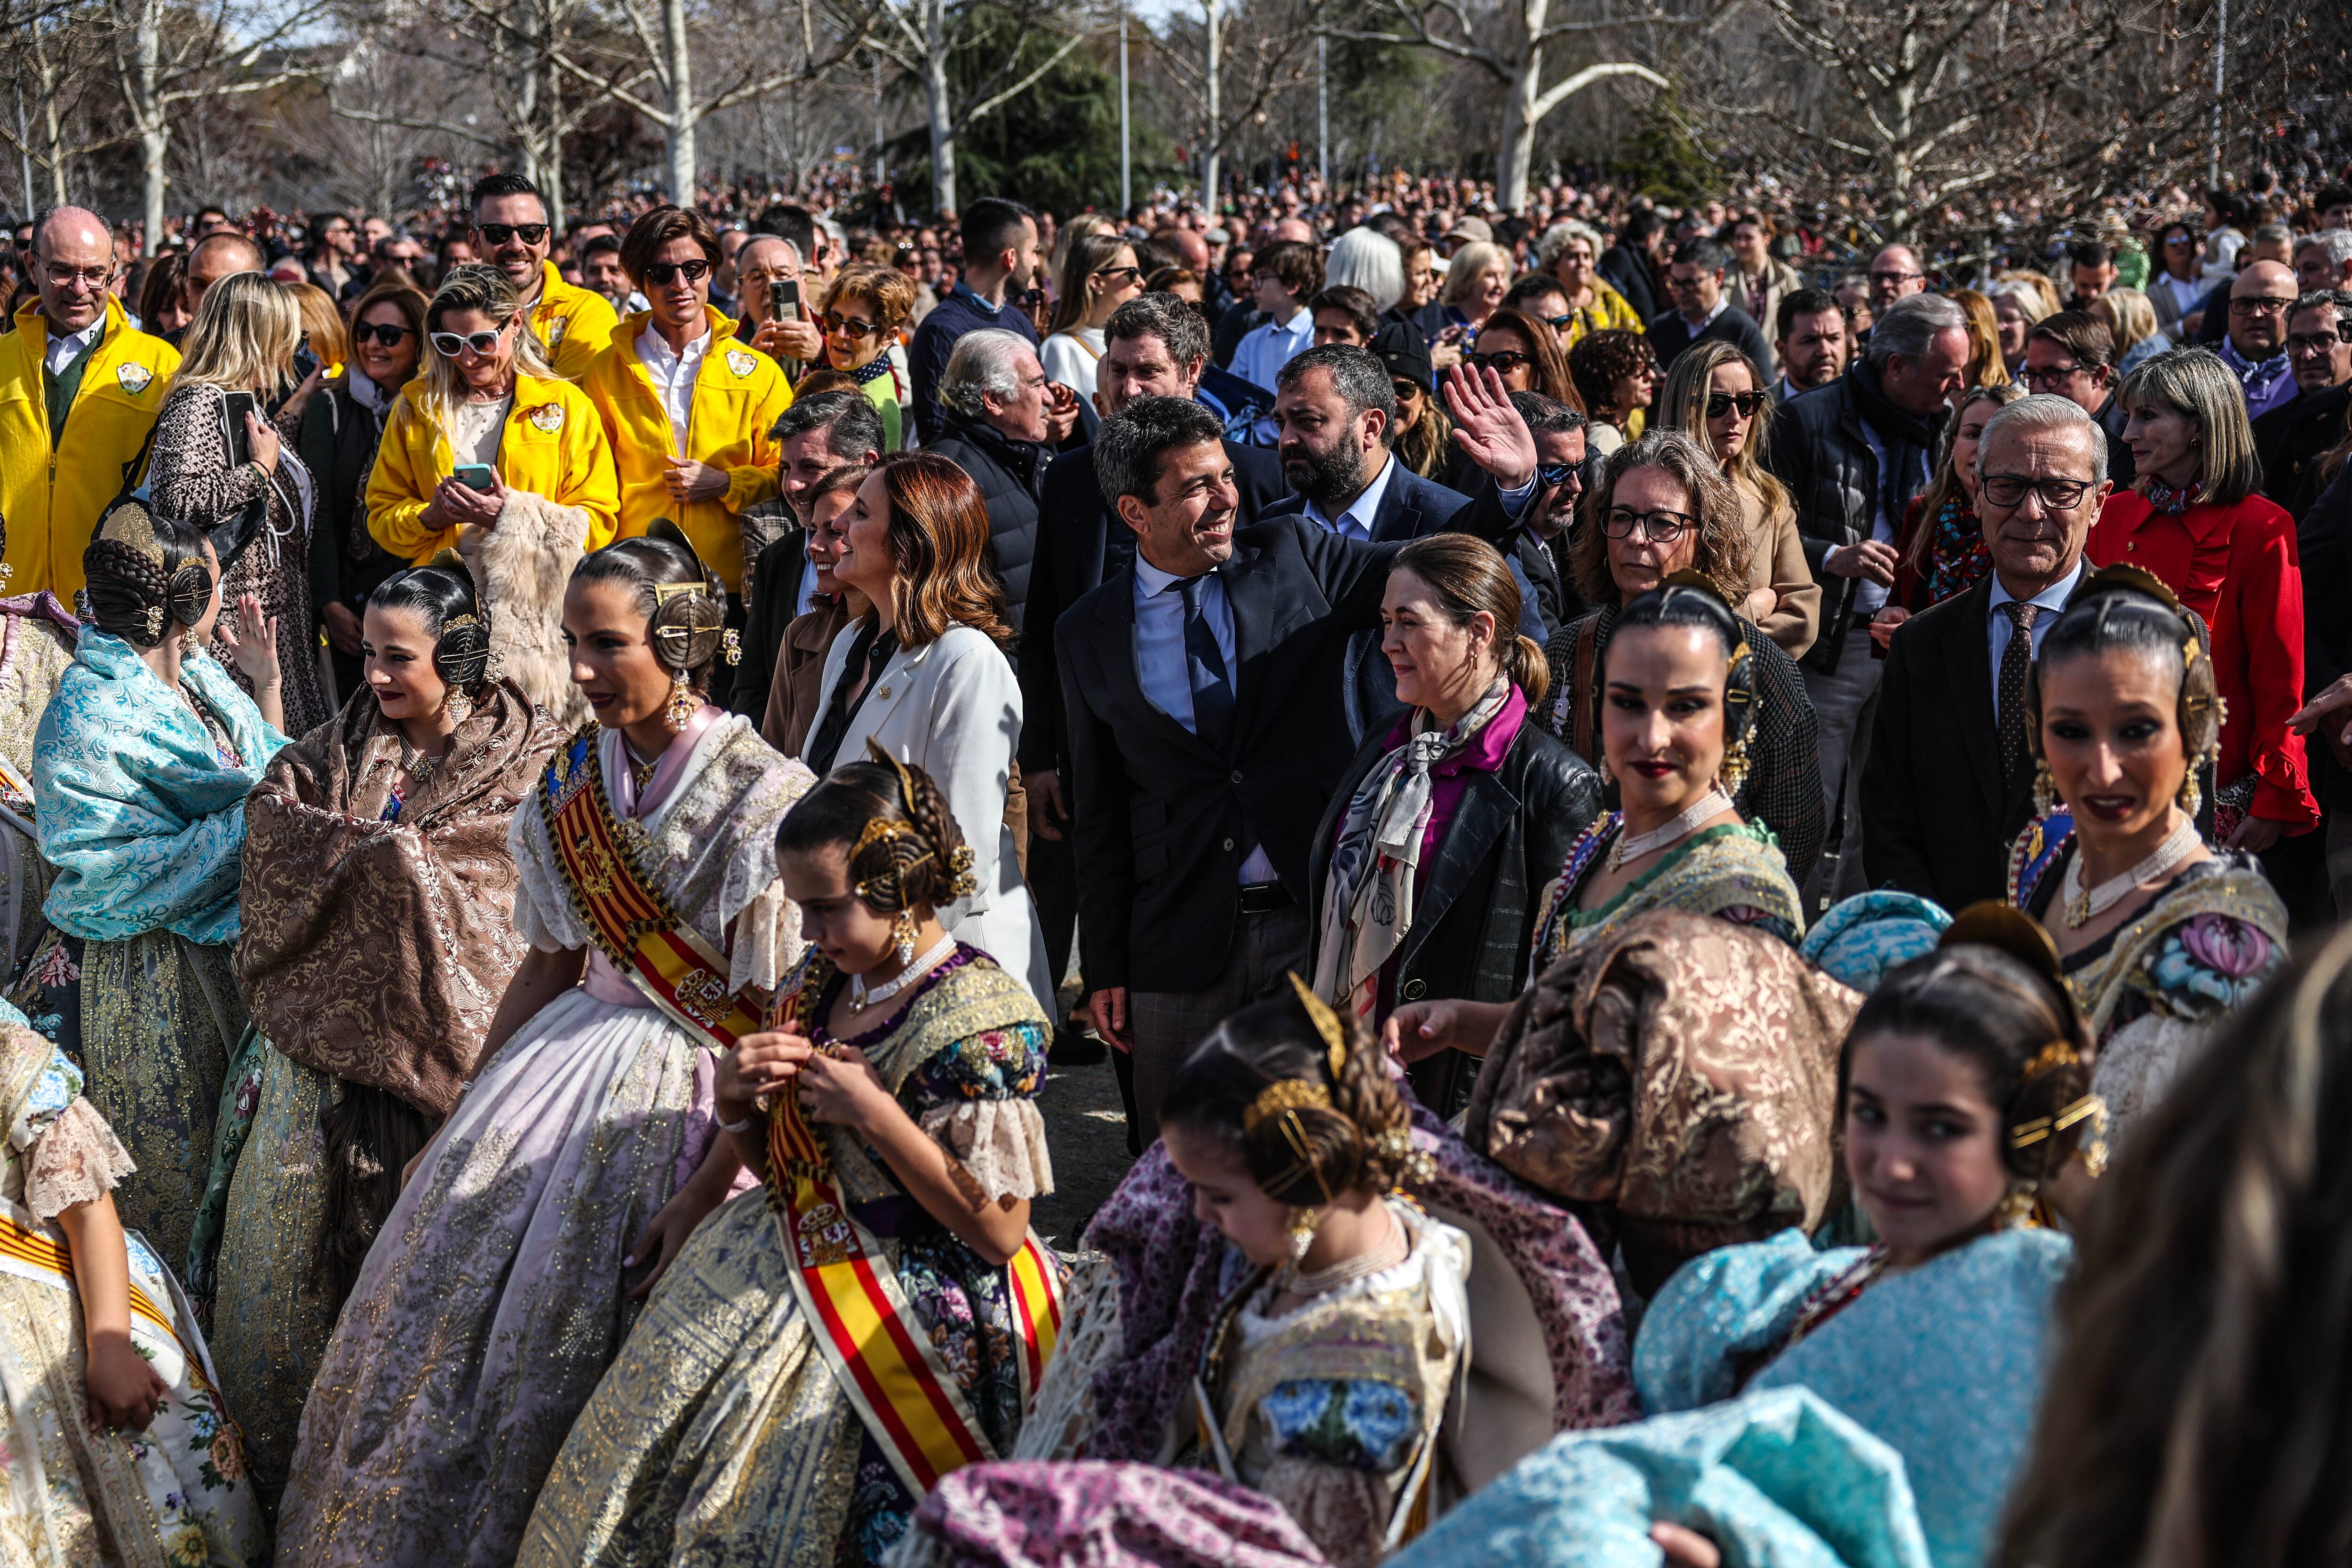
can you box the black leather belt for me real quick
[1238,882,1293,915]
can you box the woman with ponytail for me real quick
[32,501,286,1274]
[197,556,562,1504]
[1308,533,1601,1114]
[520,749,1057,1568]
[279,525,814,1565]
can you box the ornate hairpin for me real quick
[1285,972,1349,1080]
[1243,1078,1331,1133]
[722,628,742,666]
[650,581,707,606]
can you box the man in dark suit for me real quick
[1643,238,1774,375]
[1061,382,1537,1139]
[1863,395,2109,910]
[1259,345,1543,741]
[1020,294,1284,1062]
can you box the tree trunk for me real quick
[1497,40,1541,212]
[925,0,954,215]
[1202,0,1221,206]
[662,0,694,201]
[134,0,167,255]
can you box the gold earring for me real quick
[664,676,696,732]
[443,685,473,722]
[1285,1205,1319,1263]
[2034,756,2058,817]
[1995,1186,2043,1230]
[1718,733,1750,796]
[179,626,199,656]
[2178,766,2202,820]
[891,908,917,967]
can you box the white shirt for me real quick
[1132,550,1278,885]
[1039,326,1104,406]
[1987,560,2086,721]
[636,322,712,451]
[1679,295,1730,334]
[1304,453,1400,541]
[43,320,102,376]
[1233,309,1316,441]
[1851,421,1907,614]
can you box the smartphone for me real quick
[452,463,498,492]
[769,278,801,322]
[291,336,321,384]
[221,390,260,465]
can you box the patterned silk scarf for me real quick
[1313,678,1513,1021]
[2141,477,2202,516]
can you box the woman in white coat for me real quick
[803,450,1057,1011]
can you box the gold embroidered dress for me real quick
[517,944,1056,1568]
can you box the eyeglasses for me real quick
[1469,350,1530,374]
[819,311,883,338]
[1602,506,1696,542]
[1391,378,1424,402]
[1868,270,1923,287]
[2288,330,2350,356]
[643,258,710,286]
[475,222,549,246]
[1092,265,1143,286]
[429,328,506,357]
[41,263,111,288]
[1980,473,2095,509]
[351,321,415,346]
[2020,362,2092,388]
[1537,461,1581,489]
[1705,390,1766,418]
[2163,233,2196,247]
[2229,296,2296,317]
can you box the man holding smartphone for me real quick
[469,172,617,382]
[732,236,824,369]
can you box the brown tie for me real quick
[1998,601,2040,789]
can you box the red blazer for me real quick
[2087,489,2319,830]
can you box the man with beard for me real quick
[1774,287,1849,401]
[467,172,618,381]
[1261,344,1543,739]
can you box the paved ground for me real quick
[1029,1047,1135,1250]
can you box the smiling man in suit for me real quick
[1862,394,2110,909]
[1061,385,1536,1140]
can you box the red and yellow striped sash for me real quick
[540,731,767,1049]
[0,1210,191,1367]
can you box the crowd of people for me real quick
[0,152,2347,1567]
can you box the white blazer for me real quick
[810,621,1057,1013]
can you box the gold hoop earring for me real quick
[664,676,696,733]
[2034,756,2058,817]
[1285,1205,1319,1263]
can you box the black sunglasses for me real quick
[819,311,883,339]
[476,222,549,246]
[350,321,414,347]
[1391,378,1425,401]
[1469,350,1529,374]
[644,258,711,286]
[1706,390,1766,418]
[1537,461,1580,488]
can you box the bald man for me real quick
[1867,243,1929,314]
[174,230,264,341]
[2224,260,2302,419]
[0,206,181,597]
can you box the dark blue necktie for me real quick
[1179,575,1235,751]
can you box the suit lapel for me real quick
[1950,579,2005,814]
[1221,538,1278,703]
[1370,467,1423,544]
[1400,770,1518,966]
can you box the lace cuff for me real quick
[24,1098,136,1220]
[920,1097,1055,1200]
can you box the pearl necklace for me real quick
[1279,1213,1410,1297]
[1608,788,1732,871]
[2064,817,2202,928]
[848,931,956,1011]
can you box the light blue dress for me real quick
[1636,1228,2072,1568]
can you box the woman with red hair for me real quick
[800,451,1054,1010]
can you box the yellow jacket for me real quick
[0,295,181,598]
[530,262,620,383]
[365,371,620,565]
[581,309,793,592]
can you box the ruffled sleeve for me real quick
[7,1034,135,1220]
[908,1020,1055,1201]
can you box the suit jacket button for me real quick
[1223,837,1236,851]
[1230,769,1243,783]
[1401,978,1426,1001]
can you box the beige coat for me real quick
[1737,478,1821,661]
[1726,258,1805,371]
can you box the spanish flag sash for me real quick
[763,956,1064,1496]
[0,1200,220,1405]
[540,729,769,1047]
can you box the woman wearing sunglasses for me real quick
[813,262,918,452]
[1040,229,1144,411]
[366,263,620,725]
[1656,341,1819,659]
[300,277,430,703]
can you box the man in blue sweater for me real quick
[910,198,1042,445]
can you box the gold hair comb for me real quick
[1243,1078,1331,1134]
[1286,972,1349,1080]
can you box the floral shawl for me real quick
[1530,818,1806,967]
[234,679,560,1118]
[33,629,288,945]
[1466,909,1860,1297]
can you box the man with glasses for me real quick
[730,235,825,368]
[1510,390,1589,630]
[468,171,617,382]
[0,206,179,598]
[2020,310,2137,488]
[2219,259,2302,419]
[2254,289,2352,513]
[1866,243,1930,317]
[1644,236,1772,375]
[1863,395,2106,910]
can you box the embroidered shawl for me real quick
[1530,819,1806,967]
[234,679,561,1118]
[34,629,289,944]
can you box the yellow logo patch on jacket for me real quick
[725,350,759,380]
[115,362,152,395]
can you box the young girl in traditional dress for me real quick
[518,748,1057,1568]
[276,525,812,1566]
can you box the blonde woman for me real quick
[147,271,334,732]
[2092,284,2171,372]
[366,263,619,724]
[815,263,920,451]
[1442,239,1512,342]
[1951,288,2013,387]
[1039,229,1143,408]
[1655,340,1819,658]
[288,280,349,376]
[1989,276,2058,374]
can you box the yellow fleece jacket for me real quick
[366,371,620,565]
[580,308,793,592]
[0,295,181,598]
[530,262,620,383]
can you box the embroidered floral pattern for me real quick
[1260,1378,1421,1472]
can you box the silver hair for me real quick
[2252,221,2296,249]
[1537,219,1606,269]
[1865,291,1970,368]
[739,233,803,272]
[938,328,1033,422]
[1323,227,1405,312]
[2296,228,2352,269]
[1973,391,2109,487]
